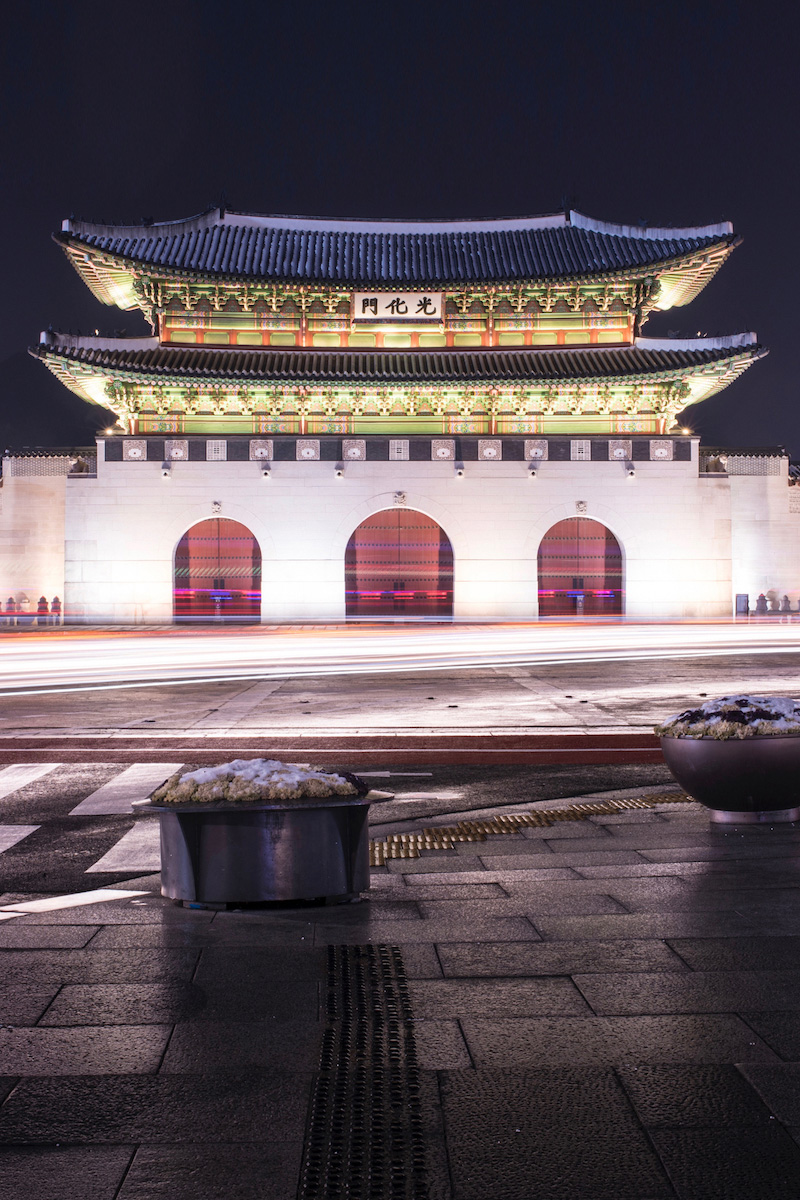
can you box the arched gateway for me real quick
[174,518,261,623]
[345,509,453,619]
[537,518,623,617]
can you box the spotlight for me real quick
[627,467,636,478]
[455,463,465,479]
[161,462,171,479]
[334,465,344,479]
[261,465,271,479]
[528,465,537,478]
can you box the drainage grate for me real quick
[370,791,690,864]
[298,944,426,1200]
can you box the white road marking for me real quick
[0,914,19,921]
[391,792,465,802]
[0,763,60,800]
[85,823,161,873]
[0,888,149,913]
[358,772,434,777]
[0,825,39,852]
[191,680,285,730]
[69,763,183,815]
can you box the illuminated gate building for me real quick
[1,204,792,622]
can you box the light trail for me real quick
[0,622,799,694]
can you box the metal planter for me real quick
[660,734,800,823]
[151,795,372,903]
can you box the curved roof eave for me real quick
[32,334,765,392]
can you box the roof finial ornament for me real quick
[561,193,577,223]
[219,191,227,220]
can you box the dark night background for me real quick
[0,2,796,451]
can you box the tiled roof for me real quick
[33,339,763,384]
[58,209,736,285]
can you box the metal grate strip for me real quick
[298,944,426,1200]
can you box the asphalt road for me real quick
[0,652,797,738]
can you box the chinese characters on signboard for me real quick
[352,292,443,322]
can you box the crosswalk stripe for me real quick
[0,763,60,800]
[0,825,39,852]
[69,763,183,815]
[85,821,161,873]
[1,888,149,913]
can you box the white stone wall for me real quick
[0,472,67,609]
[54,437,732,622]
[6,439,798,623]
[729,461,800,609]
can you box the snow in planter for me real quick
[152,758,360,803]
[656,695,800,740]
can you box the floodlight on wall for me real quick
[261,465,271,479]
[455,463,465,479]
[334,463,345,479]
[161,462,171,480]
[528,465,537,478]
[627,467,636,478]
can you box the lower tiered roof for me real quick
[35,334,762,394]
[32,332,764,437]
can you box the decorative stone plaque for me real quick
[165,440,188,461]
[393,491,407,505]
[650,440,673,461]
[431,439,455,461]
[122,440,147,461]
[343,439,366,461]
[478,439,502,461]
[389,439,409,461]
[575,500,588,514]
[571,439,591,461]
[524,439,548,461]
[610,439,633,460]
[296,440,320,461]
[249,440,273,460]
[206,440,227,461]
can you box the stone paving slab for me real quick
[437,938,689,977]
[3,772,800,1197]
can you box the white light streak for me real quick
[0,624,799,694]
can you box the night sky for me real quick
[1,2,796,450]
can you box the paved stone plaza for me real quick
[1,761,800,1198]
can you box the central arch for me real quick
[174,518,262,623]
[345,508,453,619]
[537,517,623,617]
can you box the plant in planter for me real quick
[152,758,367,804]
[656,695,800,823]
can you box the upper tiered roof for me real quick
[57,207,738,305]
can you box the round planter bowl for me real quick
[151,796,372,904]
[660,734,800,823]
